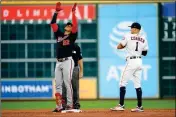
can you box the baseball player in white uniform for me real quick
[110,22,149,112]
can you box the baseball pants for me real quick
[62,66,80,108]
[119,57,142,88]
[54,57,74,107]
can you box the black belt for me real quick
[130,56,141,59]
[57,57,69,62]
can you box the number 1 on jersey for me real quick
[135,42,139,51]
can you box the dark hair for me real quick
[66,22,73,26]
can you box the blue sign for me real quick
[162,2,176,17]
[1,79,53,99]
[98,4,158,98]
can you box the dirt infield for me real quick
[2,109,175,117]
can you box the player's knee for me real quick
[134,83,141,89]
[134,85,141,89]
[119,81,128,87]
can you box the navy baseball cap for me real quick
[129,22,141,30]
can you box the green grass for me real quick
[1,100,175,110]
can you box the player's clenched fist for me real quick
[55,2,63,12]
[72,3,77,13]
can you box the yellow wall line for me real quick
[1,0,175,5]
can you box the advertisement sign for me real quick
[1,5,96,20]
[79,78,97,99]
[1,79,53,99]
[52,78,97,99]
[98,4,158,98]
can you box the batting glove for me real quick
[55,2,63,12]
[72,3,77,12]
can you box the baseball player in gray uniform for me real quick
[50,2,78,112]
[110,22,149,112]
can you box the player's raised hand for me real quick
[72,3,77,13]
[56,2,63,12]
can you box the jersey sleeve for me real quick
[77,46,83,60]
[143,39,149,51]
[120,35,128,46]
[72,12,78,33]
[50,12,59,32]
[50,12,63,38]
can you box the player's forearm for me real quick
[78,59,83,72]
[51,12,58,24]
[72,12,78,33]
[50,12,58,32]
